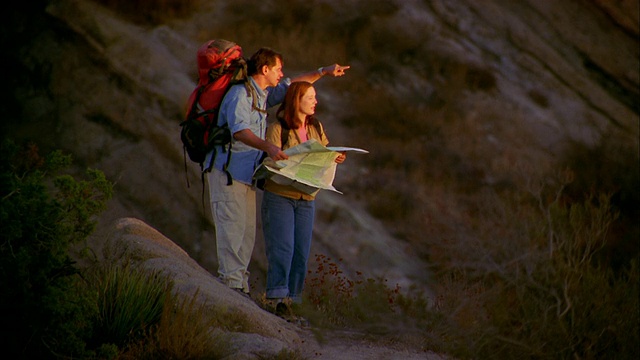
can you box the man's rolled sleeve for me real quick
[267,79,291,108]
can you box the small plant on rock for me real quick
[301,254,400,328]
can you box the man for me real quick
[204,47,349,296]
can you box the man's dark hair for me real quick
[247,47,284,76]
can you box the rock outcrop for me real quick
[76,217,443,359]
[78,217,301,358]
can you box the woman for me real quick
[261,81,346,313]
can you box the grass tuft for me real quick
[121,289,233,359]
[89,262,172,347]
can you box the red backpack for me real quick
[180,39,247,182]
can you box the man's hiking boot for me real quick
[273,301,310,327]
[233,288,252,300]
[275,302,291,317]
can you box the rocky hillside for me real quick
[3,0,638,298]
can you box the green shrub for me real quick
[0,139,113,358]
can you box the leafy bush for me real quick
[0,139,113,358]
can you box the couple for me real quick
[204,46,349,311]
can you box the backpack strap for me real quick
[183,146,191,188]
[278,118,323,148]
[182,85,208,189]
[202,138,233,184]
[280,120,290,148]
[200,171,206,212]
[222,151,233,185]
[244,82,268,114]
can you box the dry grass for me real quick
[121,290,235,359]
[421,182,639,359]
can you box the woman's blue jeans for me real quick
[261,190,315,303]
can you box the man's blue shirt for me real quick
[205,76,290,184]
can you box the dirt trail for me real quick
[296,328,445,360]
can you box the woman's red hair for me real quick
[275,81,318,130]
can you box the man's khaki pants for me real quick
[207,169,255,292]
